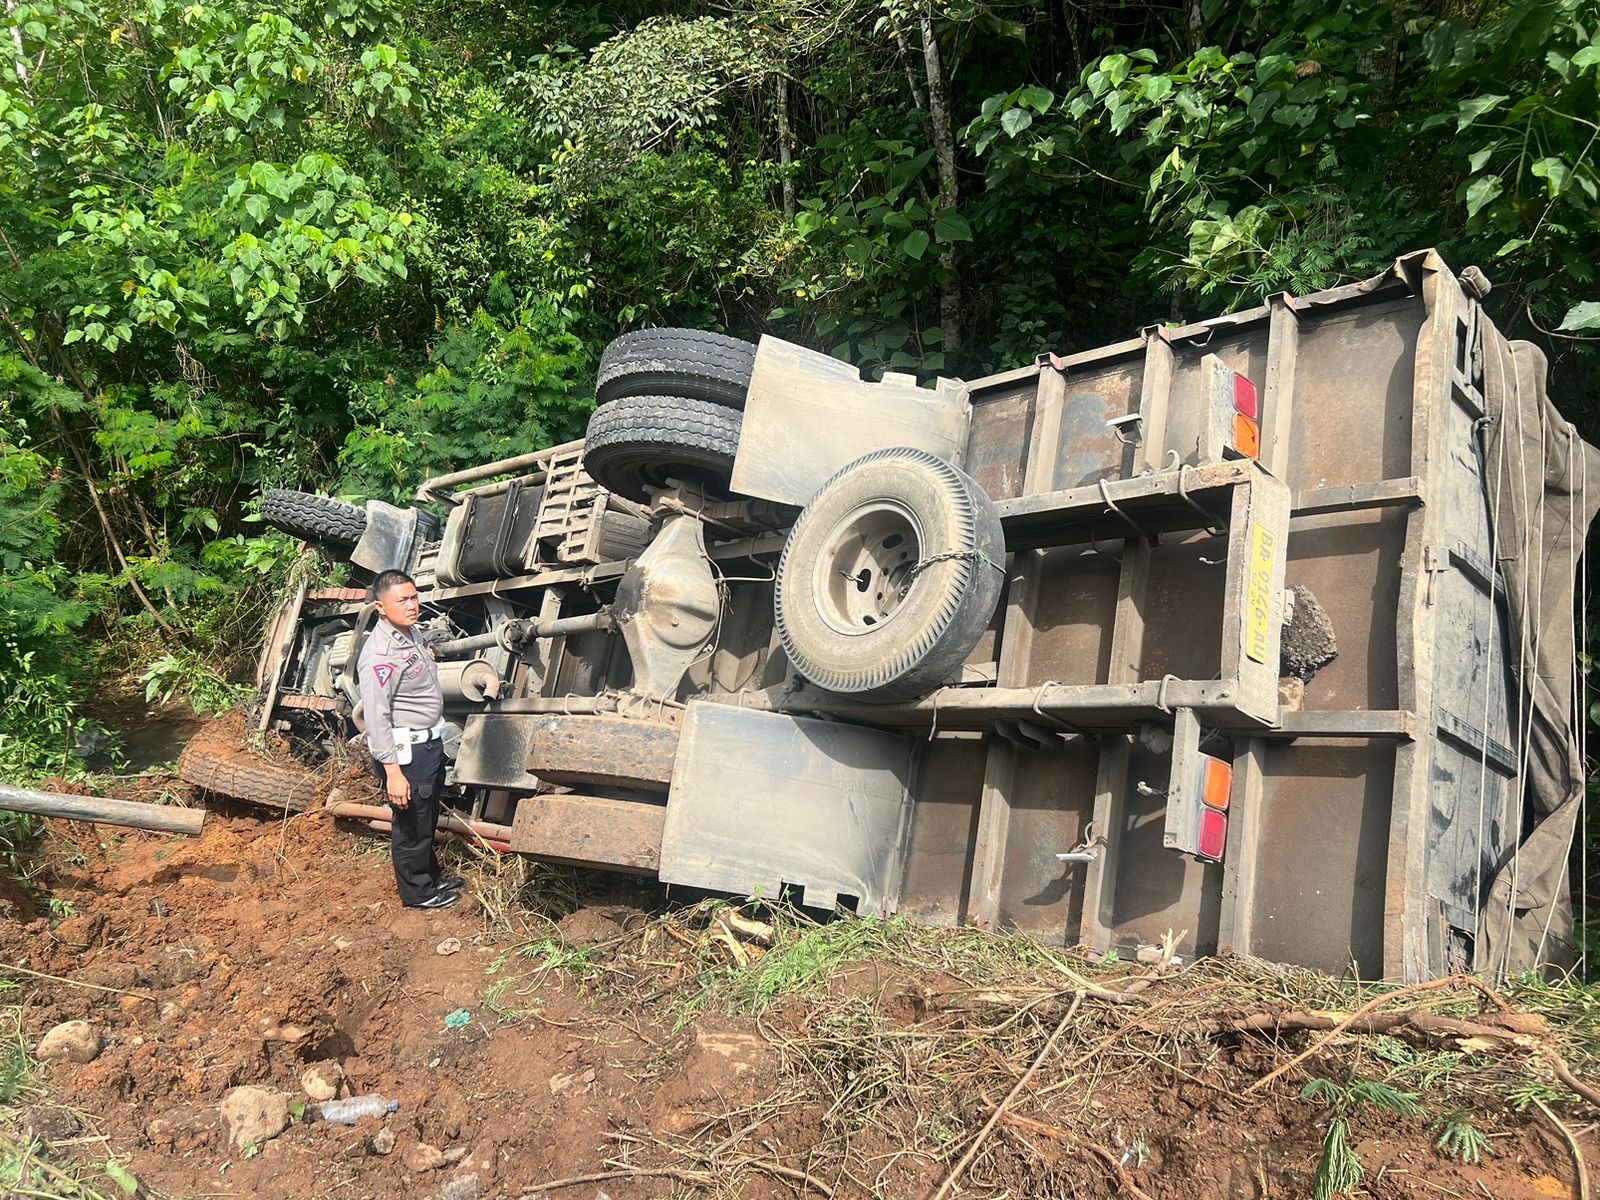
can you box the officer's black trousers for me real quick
[370,738,446,906]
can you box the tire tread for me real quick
[596,328,756,409]
[262,489,368,547]
[582,394,741,501]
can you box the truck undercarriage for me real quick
[182,250,1600,982]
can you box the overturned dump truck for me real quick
[184,250,1600,982]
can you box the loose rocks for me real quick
[219,1086,290,1149]
[300,1061,343,1102]
[405,1142,446,1172]
[35,1020,101,1064]
[425,1176,480,1200]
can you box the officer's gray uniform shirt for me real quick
[358,618,444,763]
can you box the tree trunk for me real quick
[47,404,180,639]
[895,32,928,111]
[919,13,961,356]
[776,75,796,220]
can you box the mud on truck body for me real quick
[183,251,1600,983]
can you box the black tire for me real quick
[582,394,742,502]
[262,489,367,547]
[774,447,1006,703]
[596,328,756,410]
[527,714,679,791]
[178,725,320,812]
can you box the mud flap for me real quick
[659,704,914,914]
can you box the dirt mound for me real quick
[0,801,1594,1200]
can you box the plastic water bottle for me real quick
[317,1095,399,1124]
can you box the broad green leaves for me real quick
[219,154,423,335]
[1561,303,1600,332]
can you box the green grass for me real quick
[1433,1110,1492,1164]
[0,998,135,1199]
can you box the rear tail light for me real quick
[1165,749,1232,862]
[1202,755,1231,812]
[1198,807,1228,860]
[1204,354,1262,462]
[1193,753,1230,862]
[1232,373,1259,419]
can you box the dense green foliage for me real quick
[0,0,1595,773]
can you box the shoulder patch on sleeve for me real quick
[372,663,395,688]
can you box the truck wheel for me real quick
[774,447,1006,702]
[262,489,368,547]
[527,714,679,791]
[596,328,756,410]
[582,394,741,502]
[178,729,320,811]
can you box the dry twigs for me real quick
[523,1165,713,1193]
[502,910,1599,1200]
[1,962,156,1002]
[998,1111,1158,1200]
[929,990,1086,1200]
[1245,975,1506,1094]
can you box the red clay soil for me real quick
[0,788,1592,1200]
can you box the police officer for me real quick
[358,569,464,910]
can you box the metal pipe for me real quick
[432,610,614,659]
[432,629,506,657]
[326,801,514,849]
[539,610,616,637]
[0,784,205,835]
[358,819,512,854]
[414,439,583,507]
[437,658,501,703]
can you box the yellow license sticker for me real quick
[1245,524,1276,664]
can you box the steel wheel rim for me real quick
[811,500,924,637]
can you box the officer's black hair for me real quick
[371,569,417,601]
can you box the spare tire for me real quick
[596,328,756,410]
[527,714,679,792]
[774,447,1006,703]
[178,728,320,811]
[582,394,741,502]
[262,489,367,547]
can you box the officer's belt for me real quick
[394,721,447,746]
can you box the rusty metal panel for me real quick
[551,627,629,696]
[1051,364,1141,489]
[899,735,988,927]
[1285,299,1422,492]
[1162,334,1268,467]
[1108,739,1222,957]
[994,740,1096,938]
[965,386,1036,501]
[1021,548,1120,686]
[1284,508,1406,711]
[510,792,664,872]
[660,705,914,913]
[1136,534,1227,683]
[1252,740,1396,977]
